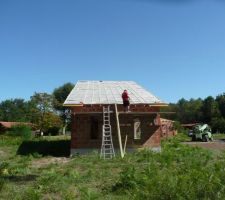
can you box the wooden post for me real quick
[115,104,124,158]
[123,135,128,155]
[157,113,163,137]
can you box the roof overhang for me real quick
[63,103,168,107]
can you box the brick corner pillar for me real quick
[70,114,77,150]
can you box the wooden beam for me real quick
[118,112,175,115]
[71,111,175,115]
[72,111,114,115]
[123,135,128,155]
[115,104,124,158]
[63,104,84,107]
[149,104,168,107]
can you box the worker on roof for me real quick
[122,90,130,112]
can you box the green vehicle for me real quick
[191,124,213,142]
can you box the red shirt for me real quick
[122,91,129,101]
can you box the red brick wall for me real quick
[160,121,177,138]
[71,112,161,149]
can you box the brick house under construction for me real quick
[64,80,168,155]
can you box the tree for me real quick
[42,112,63,135]
[211,117,225,133]
[176,98,189,123]
[202,96,221,124]
[0,99,30,122]
[216,93,225,118]
[52,83,74,134]
[30,92,55,134]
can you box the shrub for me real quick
[8,125,32,140]
[46,126,60,136]
[0,162,9,176]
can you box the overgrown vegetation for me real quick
[1,134,225,199]
[7,125,32,140]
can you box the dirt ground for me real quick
[31,157,70,169]
[183,140,225,151]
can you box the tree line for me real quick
[0,83,74,135]
[163,94,225,133]
[1,83,225,134]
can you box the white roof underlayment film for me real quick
[64,80,165,105]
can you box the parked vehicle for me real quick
[191,124,213,142]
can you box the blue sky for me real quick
[0,0,224,103]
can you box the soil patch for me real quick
[183,140,225,151]
[31,157,70,169]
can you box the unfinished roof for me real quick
[64,81,166,106]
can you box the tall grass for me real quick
[1,134,225,199]
[112,140,225,200]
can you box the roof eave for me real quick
[63,102,168,107]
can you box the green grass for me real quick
[173,132,225,142]
[212,133,225,140]
[171,132,190,142]
[1,134,225,199]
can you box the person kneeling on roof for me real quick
[122,90,130,112]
